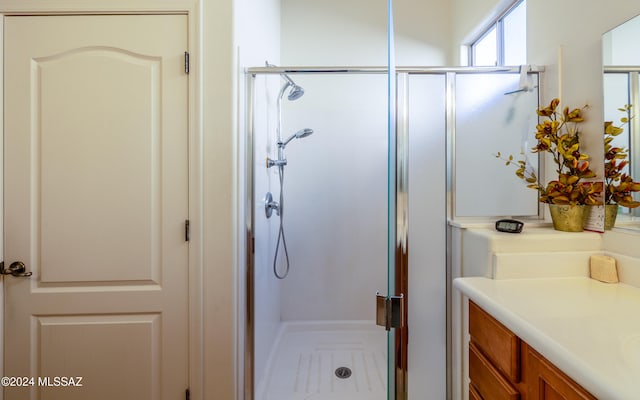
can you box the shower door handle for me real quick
[376,292,404,331]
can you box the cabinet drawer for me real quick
[469,301,521,382]
[469,341,520,400]
[469,383,483,400]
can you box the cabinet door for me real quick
[525,345,596,400]
[469,342,520,400]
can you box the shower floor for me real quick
[258,321,387,400]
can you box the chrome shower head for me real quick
[281,128,314,147]
[287,84,305,101]
[266,62,305,101]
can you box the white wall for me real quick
[233,0,282,396]
[203,0,236,397]
[603,14,640,65]
[527,1,640,180]
[281,0,453,66]
[278,74,389,321]
[202,0,281,398]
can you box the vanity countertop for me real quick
[454,276,640,400]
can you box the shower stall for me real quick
[244,66,541,400]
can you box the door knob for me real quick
[0,261,33,277]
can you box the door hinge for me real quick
[184,51,190,74]
[185,219,190,242]
[185,388,190,400]
[376,293,404,331]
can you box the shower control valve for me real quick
[264,192,280,218]
[266,157,287,168]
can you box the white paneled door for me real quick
[3,15,189,399]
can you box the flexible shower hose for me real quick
[273,164,290,279]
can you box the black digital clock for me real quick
[495,219,524,233]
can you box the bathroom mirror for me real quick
[602,14,640,229]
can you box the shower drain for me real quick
[334,366,352,379]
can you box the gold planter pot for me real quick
[604,204,619,230]
[548,204,586,232]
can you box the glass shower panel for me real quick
[454,73,539,217]
[250,72,284,396]
[406,73,447,399]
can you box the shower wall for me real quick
[278,74,388,321]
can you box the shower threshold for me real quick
[258,320,387,400]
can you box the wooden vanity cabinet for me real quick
[468,301,596,400]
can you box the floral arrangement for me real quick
[604,105,640,208]
[496,98,600,205]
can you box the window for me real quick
[473,27,497,66]
[470,0,527,66]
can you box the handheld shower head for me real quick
[281,128,314,147]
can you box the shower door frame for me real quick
[243,65,543,400]
[243,67,400,400]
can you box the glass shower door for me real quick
[386,1,400,396]
[248,70,391,400]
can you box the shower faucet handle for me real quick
[266,157,287,168]
[264,192,280,218]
